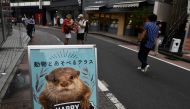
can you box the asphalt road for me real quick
[37,27,190,109]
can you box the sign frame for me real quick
[28,45,98,109]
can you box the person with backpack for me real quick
[61,14,73,45]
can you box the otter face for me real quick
[45,67,80,92]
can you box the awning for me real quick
[84,5,105,11]
[113,0,145,8]
[10,1,50,7]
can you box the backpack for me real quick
[61,19,72,34]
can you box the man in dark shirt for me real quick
[138,14,159,73]
[26,15,35,40]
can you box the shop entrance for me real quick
[99,14,119,34]
[99,16,110,32]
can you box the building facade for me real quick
[0,0,12,46]
[85,0,190,54]
[49,0,81,26]
[10,0,50,25]
[155,0,188,54]
[10,0,82,26]
[84,0,154,38]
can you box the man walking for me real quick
[26,15,35,40]
[138,14,159,73]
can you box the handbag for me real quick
[61,25,64,33]
[64,25,71,34]
[71,22,79,33]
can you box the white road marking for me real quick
[52,34,63,44]
[98,80,126,109]
[98,80,108,91]
[118,45,190,72]
[106,93,126,109]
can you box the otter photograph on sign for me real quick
[28,45,97,109]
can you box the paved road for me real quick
[37,26,190,109]
[1,26,118,109]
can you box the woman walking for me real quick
[62,14,73,45]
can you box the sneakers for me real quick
[141,65,150,73]
[137,66,141,70]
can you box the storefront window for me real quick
[88,13,119,34]
[89,14,99,31]
[125,9,150,36]
[108,16,118,34]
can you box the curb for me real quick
[89,32,138,45]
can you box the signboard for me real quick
[28,45,98,109]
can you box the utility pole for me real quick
[39,0,42,9]
[81,0,83,14]
[78,0,82,13]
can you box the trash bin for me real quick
[169,38,181,53]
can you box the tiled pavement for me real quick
[0,26,30,102]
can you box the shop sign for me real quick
[113,3,139,8]
[28,45,98,109]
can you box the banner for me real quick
[28,45,98,109]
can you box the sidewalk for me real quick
[0,25,118,109]
[0,25,30,102]
[90,31,190,63]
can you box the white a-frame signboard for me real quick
[28,45,98,109]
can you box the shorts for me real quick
[77,33,85,40]
[65,33,71,38]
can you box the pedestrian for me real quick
[60,17,64,25]
[76,14,86,44]
[26,15,35,40]
[32,15,35,32]
[154,22,162,56]
[61,14,73,45]
[137,14,159,73]
[84,19,89,41]
[21,14,27,26]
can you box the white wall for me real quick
[153,1,172,22]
